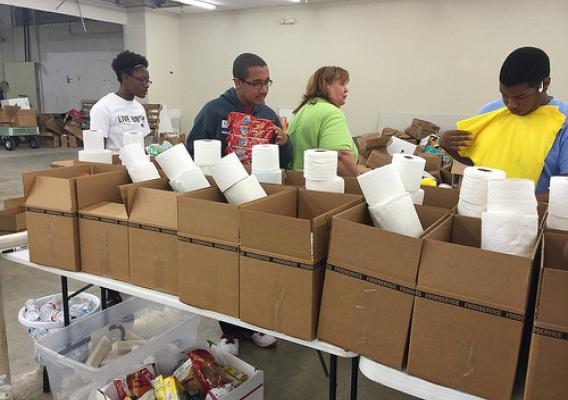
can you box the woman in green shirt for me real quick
[287,66,359,176]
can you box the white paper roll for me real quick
[78,149,113,164]
[119,143,147,168]
[211,152,249,192]
[409,188,425,205]
[155,143,195,181]
[252,169,283,185]
[127,162,160,183]
[549,176,568,219]
[194,139,222,166]
[368,192,424,238]
[486,178,537,214]
[357,164,406,206]
[546,214,568,231]
[457,198,486,218]
[482,211,538,257]
[458,166,507,217]
[252,144,280,172]
[123,131,145,148]
[392,153,426,192]
[223,174,267,205]
[82,130,105,152]
[169,167,210,193]
[198,164,213,176]
[305,176,345,193]
[304,149,338,180]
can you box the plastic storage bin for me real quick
[35,297,200,400]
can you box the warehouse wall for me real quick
[177,0,568,136]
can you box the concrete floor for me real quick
[0,147,416,400]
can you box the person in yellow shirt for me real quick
[440,47,568,201]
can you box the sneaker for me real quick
[218,337,239,356]
[248,332,277,349]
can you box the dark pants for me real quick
[219,321,253,337]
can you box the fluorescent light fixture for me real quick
[176,0,216,10]
[288,0,302,2]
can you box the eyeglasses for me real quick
[239,78,273,89]
[129,75,152,86]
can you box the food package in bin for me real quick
[173,349,228,398]
[225,112,275,163]
[113,364,157,400]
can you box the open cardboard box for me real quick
[524,231,568,400]
[0,197,26,232]
[318,203,450,369]
[177,184,295,318]
[238,189,362,340]
[421,185,459,211]
[23,164,128,271]
[407,214,542,400]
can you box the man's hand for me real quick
[274,126,288,145]
[440,130,472,153]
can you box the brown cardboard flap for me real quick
[299,189,362,220]
[25,176,76,212]
[129,187,179,230]
[23,164,91,199]
[283,170,305,188]
[79,202,127,221]
[76,169,130,210]
[422,186,459,210]
[4,197,24,208]
[119,178,170,216]
[0,206,26,231]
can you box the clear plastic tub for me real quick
[35,297,200,400]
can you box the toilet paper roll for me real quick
[78,149,113,164]
[486,178,537,213]
[198,164,213,176]
[305,176,345,193]
[357,164,406,206]
[211,152,249,192]
[127,162,160,183]
[252,144,280,172]
[459,166,507,205]
[223,174,267,205]
[123,131,145,148]
[155,143,196,180]
[194,139,222,166]
[481,211,539,257]
[457,198,486,218]
[252,169,283,185]
[546,214,568,231]
[409,188,425,205]
[392,153,426,192]
[304,149,338,180]
[82,130,105,152]
[169,167,210,193]
[119,143,148,167]
[368,192,424,238]
[549,176,568,218]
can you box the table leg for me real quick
[329,354,337,400]
[100,287,108,310]
[61,276,70,326]
[350,357,359,400]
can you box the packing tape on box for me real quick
[194,139,221,166]
[409,188,425,205]
[546,214,568,231]
[242,250,326,271]
[481,211,538,257]
[155,143,196,181]
[127,162,161,183]
[368,192,424,238]
[486,178,537,214]
[303,149,338,180]
[123,131,145,148]
[82,130,104,152]
[458,166,506,210]
[223,174,267,205]
[211,152,249,192]
[357,164,406,206]
[78,149,113,164]
[119,143,148,167]
[533,326,568,340]
[305,176,345,193]
[549,176,568,219]
[252,169,283,185]
[169,167,210,193]
[391,153,426,192]
[252,144,280,171]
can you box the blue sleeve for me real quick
[478,99,505,115]
[278,140,293,169]
[559,128,568,174]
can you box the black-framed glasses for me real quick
[239,78,273,89]
[129,74,152,86]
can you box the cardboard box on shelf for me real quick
[177,184,294,318]
[318,204,450,369]
[524,231,568,400]
[407,214,541,400]
[239,189,362,340]
[23,164,128,272]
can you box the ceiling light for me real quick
[176,0,216,10]
[288,0,302,3]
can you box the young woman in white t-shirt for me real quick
[90,50,152,152]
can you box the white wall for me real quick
[178,0,568,135]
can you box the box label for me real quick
[242,251,324,271]
[326,263,416,296]
[533,326,568,341]
[178,236,239,253]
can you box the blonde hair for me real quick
[293,66,349,114]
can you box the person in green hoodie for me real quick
[185,53,292,168]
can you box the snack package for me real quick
[226,112,275,163]
[174,349,227,399]
[205,384,233,400]
[222,366,248,388]
[114,365,157,400]
[152,375,182,400]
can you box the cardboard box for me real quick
[239,189,362,340]
[159,132,186,146]
[318,204,450,369]
[64,124,84,141]
[177,184,294,317]
[421,185,459,211]
[23,164,128,271]
[283,170,362,195]
[39,135,60,148]
[44,117,67,136]
[450,161,467,189]
[365,149,392,169]
[407,214,541,400]
[13,109,37,127]
[524,231,568,400]
[0,205,26,232]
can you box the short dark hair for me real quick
[112,50,149,83]
[499,47,550,87]
[233,53,267,80]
